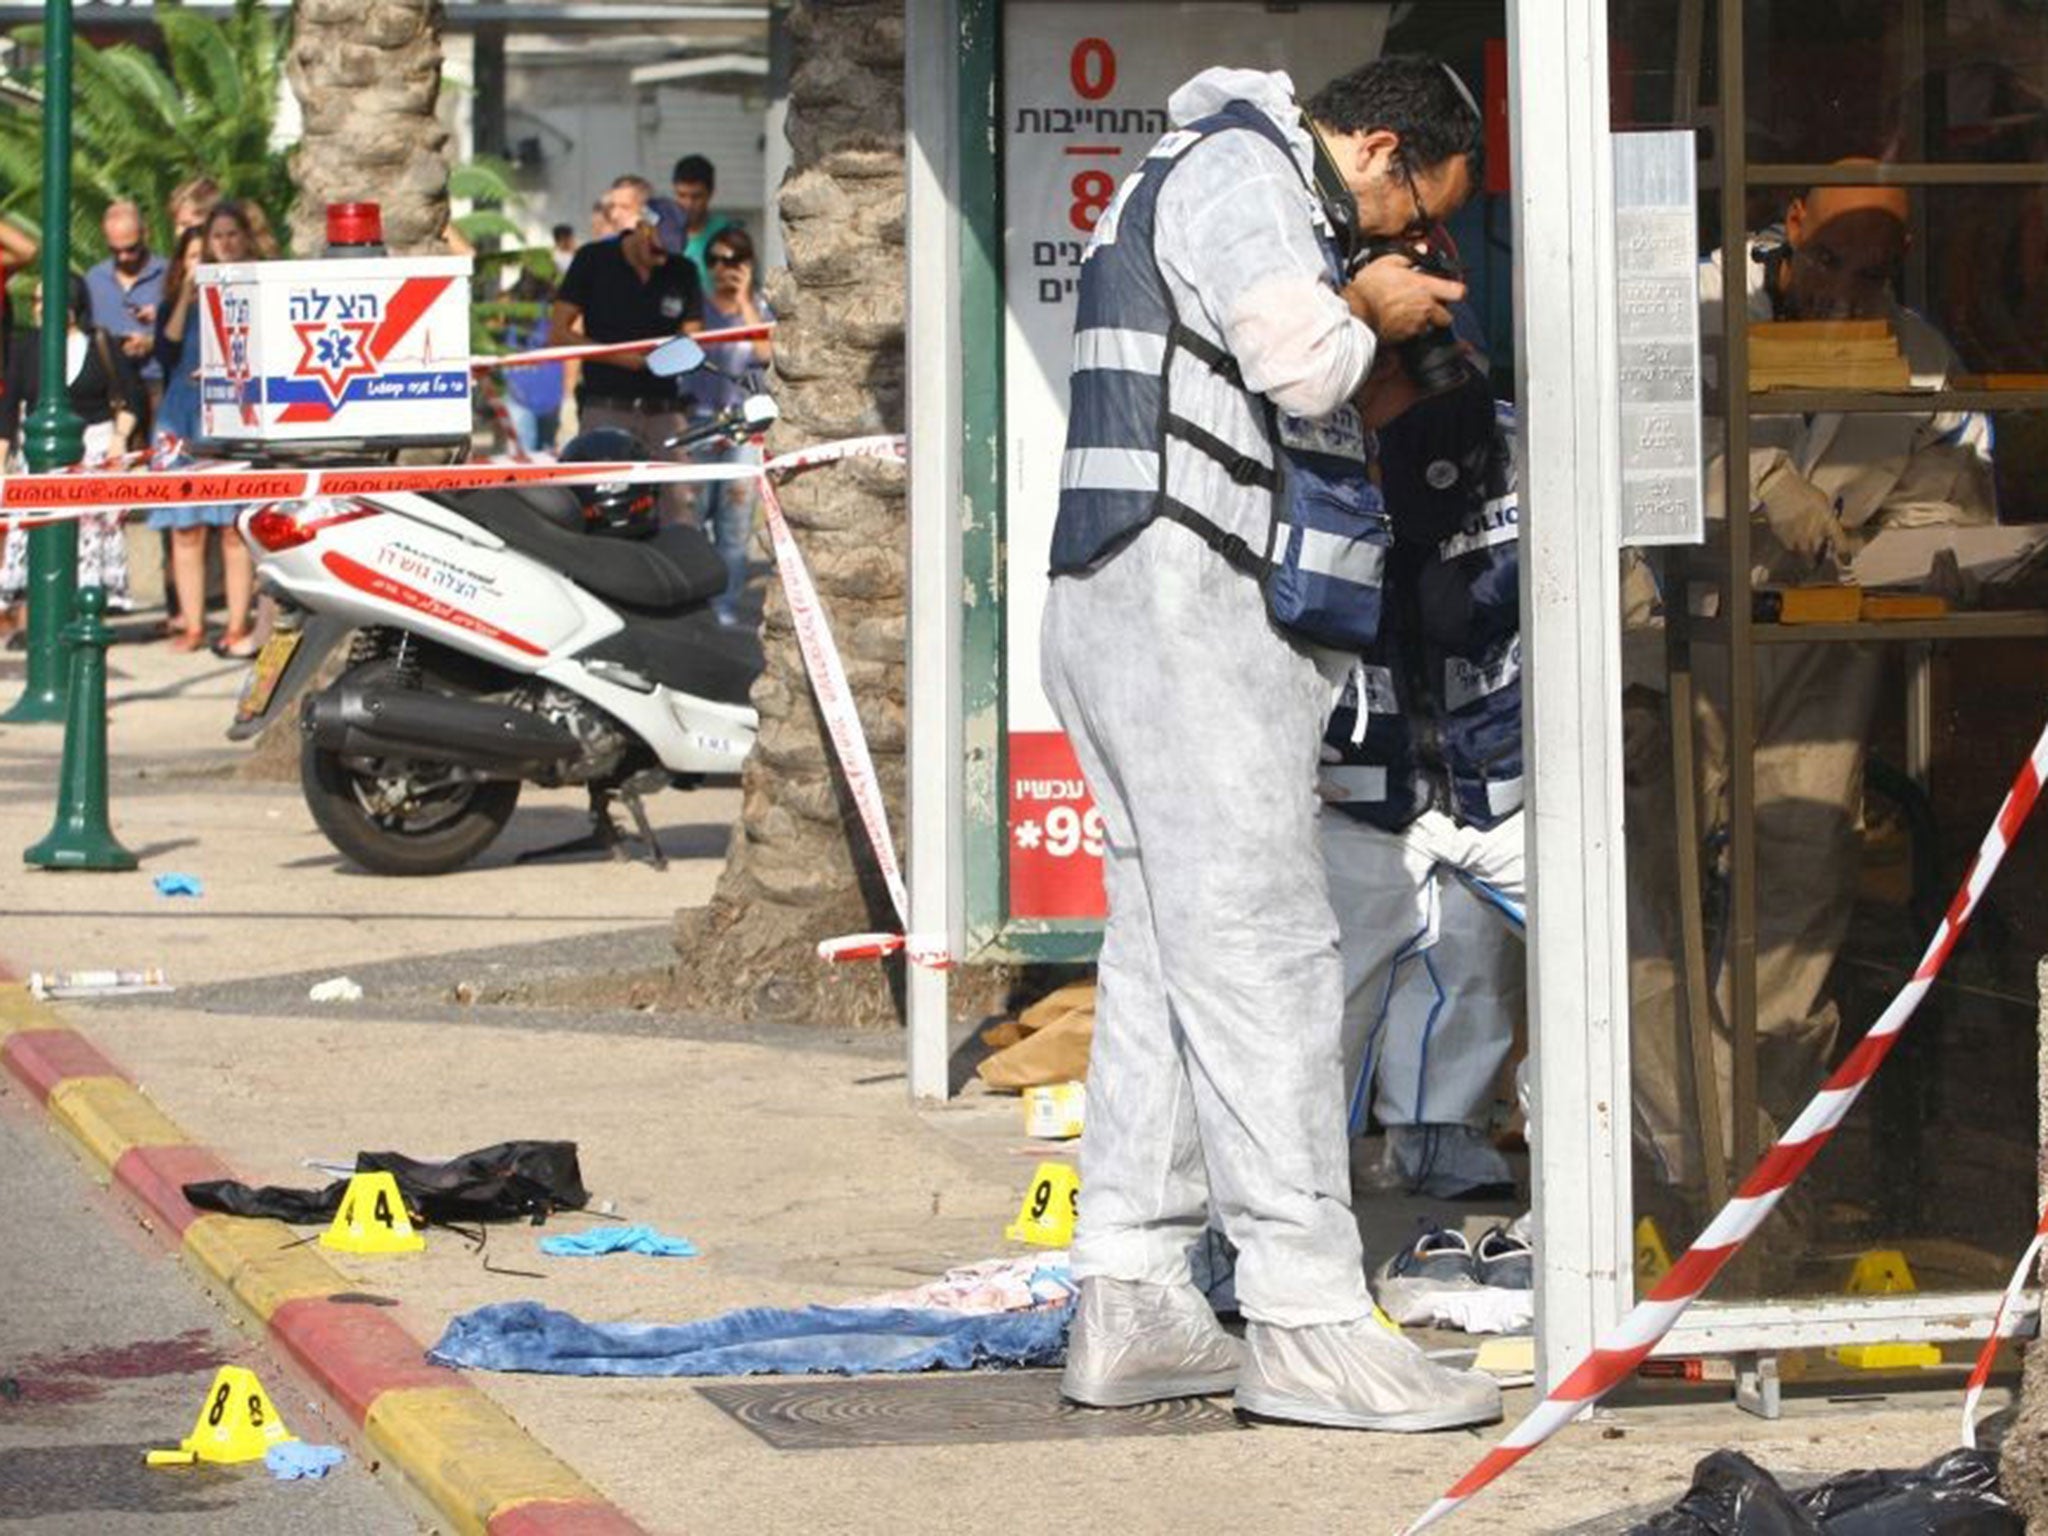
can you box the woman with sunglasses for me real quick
[682,227,773,626]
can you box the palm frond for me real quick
[452,209,529,245]
[159,3,247,123]
[450,158,521,206]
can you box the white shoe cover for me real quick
[1060,1277,1244,1408]
[1236,1317,1503,1431]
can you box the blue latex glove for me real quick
[265,1442,345,1480]
[538,1224,699,1258]
[153,873,203,897]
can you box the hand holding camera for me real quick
[1345,241,1469,392]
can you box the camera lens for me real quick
[1400,326,1470,395]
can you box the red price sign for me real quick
[1007,731,1107,920]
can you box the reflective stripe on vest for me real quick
[1048,99,1387,651]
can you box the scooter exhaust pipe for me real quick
[302,684,580,776]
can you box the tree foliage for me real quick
[0,0,294,264]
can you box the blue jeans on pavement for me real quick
[429,1298,1073,1377]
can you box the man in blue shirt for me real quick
[84,199,166,398]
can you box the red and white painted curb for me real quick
[0,973,648,1535]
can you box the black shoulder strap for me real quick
[1157,499,1267,578]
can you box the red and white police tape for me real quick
[463,322,772,373]
[1403,718,2048,1533]
[1960,1201,2048,1449]
[0,435,905,524]
[746,449,951,971]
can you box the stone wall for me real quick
[670,0,912,1030]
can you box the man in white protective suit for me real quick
[1319,367,1526,1204]
[1041,54,1501,1431]
[1627,171,1996,1197]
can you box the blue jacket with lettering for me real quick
[1048,98,1391,650]
[1324,374,1522,831]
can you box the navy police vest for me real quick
[1325,389,1523,831]
[1048,100,1390,651]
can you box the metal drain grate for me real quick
[696,1370,1242,1451]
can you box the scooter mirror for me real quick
[741,393,780,430]
[647,336,706,377]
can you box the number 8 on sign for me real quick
[1006,1161,1080,1247]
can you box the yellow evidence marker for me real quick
[146,1365,295,1466]
[1634,1216,1673,1289]
[1830,1249,1942,1371]
[1006,1161,1079,1247]
[320,1169,426,1254]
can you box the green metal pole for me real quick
[24,584,136,869]
[1,0,84,724]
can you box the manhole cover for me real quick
[696,1370,1242,1450]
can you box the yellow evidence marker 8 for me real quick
[146,1365,295,1466]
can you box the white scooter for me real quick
[229,337,771,875]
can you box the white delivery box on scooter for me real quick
[195,256,473,448]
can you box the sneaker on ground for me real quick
[1060,1276,1243,1408]
[1473,1224,1534,1291]
[1236,1316,1503,1432]
[1372,1226,1480,1326]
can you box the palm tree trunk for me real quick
[670,0,912,1030]
[285,0,450,253]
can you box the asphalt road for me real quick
[0,1089,417,1535]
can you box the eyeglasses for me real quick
[110,242,145,259]
[706,252,743,267]
[1396,160,1435,241]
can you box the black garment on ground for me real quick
[0,323,140,447]
[556,235,702,405]
[1628,1447,2018,1535]
[183,1140,588,1226]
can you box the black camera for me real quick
[1355,240,1471,395]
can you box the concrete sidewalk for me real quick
[0,632,2008,1535]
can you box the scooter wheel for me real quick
[302,736,521,876]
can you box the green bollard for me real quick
[24,584,136,871]
[0,521,78,723]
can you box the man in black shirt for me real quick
[552,197,704,522]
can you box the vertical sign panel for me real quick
[1613,130,1704,546]
[999,2,1388,922]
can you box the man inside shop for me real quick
[1042,53,1500,1432]
[552,183,706,525]
[1627,170,1996,1203]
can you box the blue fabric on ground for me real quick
[153,872,203,897]
[428,1298,1073,1378]
[265,1442,346,1480]
[538,1224,698,1258]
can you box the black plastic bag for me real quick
[183,1140,588,1226]
[1799,1449,2017,1536]
[1632,1451,1824,1534]
[1628,1447,2019,1535]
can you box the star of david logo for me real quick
[292,319,380,406]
